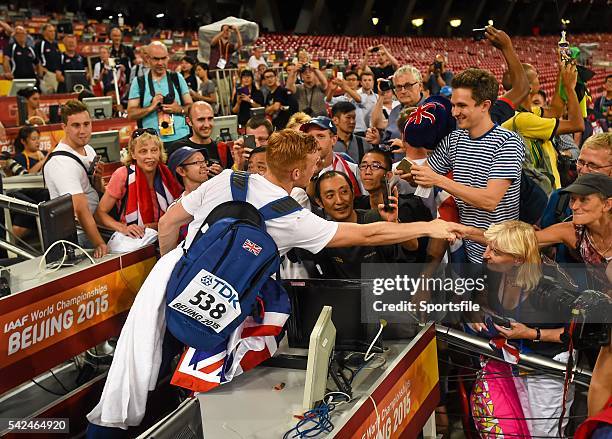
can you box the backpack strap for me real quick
[45,150,89,174]
[555,191,572,223]
[168,71,184,106]
[230,171,249,202]
[259,196,302,221]
[355,135,365,163]
[137,75,146,129]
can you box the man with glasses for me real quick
[262,68,296,130]
[540,133,612,262]
[169,101,231,176]
[367,64,424,147]
[127,41,193,149]
[168,147,209,196]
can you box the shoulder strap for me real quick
[118,166,131,218]
[45,150,89,174]
[168,71,184,106]
[230,171,249,202]
[259,196,302,221]
[356,135,365,163]
[555,192,572,223]
[137,74,146,129]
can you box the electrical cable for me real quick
[30,378,66,396]
[49,369,71,394]
[364,320,385,362]
[282,400,335,438]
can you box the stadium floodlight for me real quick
[371,17,379,25]
[95,6,101,11]
[449,19,462,28]
[411,18,424,27]
[108,15,113,19]
[156,13,165,18]
[561,18,571,25]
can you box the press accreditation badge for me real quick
[168,269,242,333]
[216,58,227,69]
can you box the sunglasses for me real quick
[131,128,158,139]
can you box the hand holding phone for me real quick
[395,158,413,174]
[472,28,487,41]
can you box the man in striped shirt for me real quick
[411,68,524,262]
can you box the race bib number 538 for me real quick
[168,269,242,333]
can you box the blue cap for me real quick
[403,95,456,150]
[440,86,452,97]
[300,116,337,135]
[167,146,201,180]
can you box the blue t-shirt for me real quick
[128,72,190,143]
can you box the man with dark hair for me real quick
[35,24,62,93]
[410,68,525,263]
[359,44,400,93]
[326,70,368,136]
[57,35,87,93]
[2,26,38,80]
[43,100,107,258]
[231,117,274,170]
[247,146,267,175]
[169,101,231,175]
[359,71,378,127]
[331,101,372,163]
[593,74,612,120]
[286,62,328,117]
[262,68,296,130]
[209,24,242,70]
[109,27,135,79]
[354,149,432,262]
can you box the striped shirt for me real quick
[428,125,524,262]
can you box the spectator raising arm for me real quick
[543,67,564,119]
[285,64,298,94]
[486,26,529,109]
[312,66,328,91]
[380,44,400,70]
[554,62,585,135]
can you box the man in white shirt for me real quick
[247,46,267,71]
[43,100,107,258]
[158,129,463,255]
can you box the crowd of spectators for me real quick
[0,13,610,438]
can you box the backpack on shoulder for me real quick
[165,171,302,351]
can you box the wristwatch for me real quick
[533,327,541,342]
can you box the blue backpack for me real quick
[165,171,302,351]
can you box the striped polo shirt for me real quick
[428,124,524,262]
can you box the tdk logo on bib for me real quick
[199,272,240,309]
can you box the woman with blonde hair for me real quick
[465,220,576,438]
[95,128,183,238]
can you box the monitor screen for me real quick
[83,96,113,120]
[38,194,78,265]
[89,130,121,162]
[64,70,91,93]
[284,279,382,352]
[8,79,37,97]
[211,115,238,142]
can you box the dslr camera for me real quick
[378,79,394,92]
[299,63,311,73]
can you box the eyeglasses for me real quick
[181,160,207,167]
[394,81,419,92]
[359,163,387,171]
[131,128,157,139]
[576,159,612,172]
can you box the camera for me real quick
[299,63,311,73]
[0,151,27,176]
[378,79,394,92]
[370,47,380,53]
[434,61,443,71]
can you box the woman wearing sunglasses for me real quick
[94,128,183,238]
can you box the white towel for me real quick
[87,248,182,430]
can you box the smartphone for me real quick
[381,176,393,212]
[336,71,344,80]
[490,314,513,329]
[396,158,413,174]
[472,28,487,41]
[370,47,380,53]
[237,86,249,96]
[243,134,256,150]
[88,155,101,175]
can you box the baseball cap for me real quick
[561,173,612,198]
[403,95,456,150]
[167,146,202,180]
[299,116,337,135]
[440,86,452,98]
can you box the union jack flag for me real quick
[407,102,439,125]
[171,280,290,392]
[242,239,262,256]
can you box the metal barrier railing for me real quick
[435,324,592,387]
[211,66,288,117]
